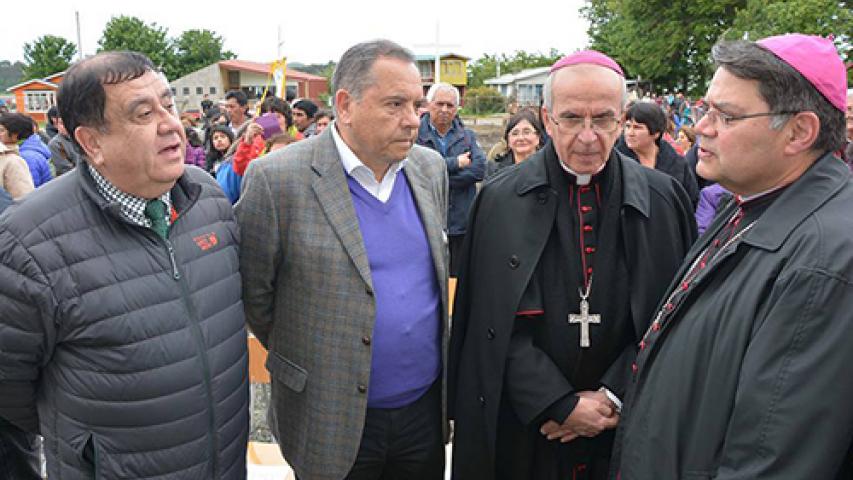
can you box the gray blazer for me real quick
[236,127,449,480]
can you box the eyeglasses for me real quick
[702,109,799,127]
[549,114,620,134]
[508,128,537,138]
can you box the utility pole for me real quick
[76,11,83,60]
[414,21,459,86]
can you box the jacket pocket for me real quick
[265,351,308,392]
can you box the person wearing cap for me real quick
[448,50,697,480]
[292,98,319,137]
[615,34,853,479]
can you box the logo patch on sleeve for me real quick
[193,232,219,251]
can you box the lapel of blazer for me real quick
[310,132,373,290]
[403,155,448,308]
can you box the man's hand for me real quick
[457,152,471,169]
[244,122,264,144]
[577,389,618,411]
[540,395,619,443]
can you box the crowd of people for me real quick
[0,32,852,480]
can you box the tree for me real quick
[583,0,746,96]
[0,60,25,90]
[173,29,235,79]
[468,49,563,88]
[22,35,77,80]
[98,16,177,79]
[726,0,852,64]
[582,0,852,96]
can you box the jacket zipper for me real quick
[162,236,220,478]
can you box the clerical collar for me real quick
[735,183,789,208]
[558,157,607,185]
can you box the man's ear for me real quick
[335,89,354,127]
[74,126,104,167]
[783,111,820,156]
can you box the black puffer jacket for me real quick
[0,164,249,479]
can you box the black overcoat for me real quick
[615,154,853,479]
[448,144,697,479]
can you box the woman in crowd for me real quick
[616,102,699,206]
[0,142,35,199]
[205,124,234,174]
[674,125,696,155]
[485,109,545,179]
[0,113,52,187]
[184,127,206,169]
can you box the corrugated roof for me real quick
[217,60,326,81]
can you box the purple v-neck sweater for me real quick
[346,171,441,408]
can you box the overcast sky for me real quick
[3,0,590,66]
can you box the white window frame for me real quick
[24,90,56,113]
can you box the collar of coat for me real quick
[733,152,850,252]
[76,161,203,224]
[511,141,651,219]
[417,114,466,146]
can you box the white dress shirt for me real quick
[331,122,407,203]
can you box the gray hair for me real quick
[332,39,415,102]
[712,40,845,154]
[426,83,460,105]
[543,66,628,112]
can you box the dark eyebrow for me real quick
[126,88,174,114]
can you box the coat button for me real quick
[487,328,496,340]
[362,336,371,346]
[358,384,367,394]
[508,255,520,269]
[537,192,548,204]
[478,395,486,406]
[365,286,374,296]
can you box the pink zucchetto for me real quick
[757,33,847,112]
[550,50,624,77]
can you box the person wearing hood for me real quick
[416,82,486,276]
[615,102,699,206]
[0,113,52,187]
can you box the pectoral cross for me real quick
[569,299,600,348]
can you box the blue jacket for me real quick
[18,135,52,187]
[417,114,485,235]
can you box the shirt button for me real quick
[652,321,661,331]
[585,246,596,254]
[681,282,690,291]
[478,395,486,406]
[358,384,367,394]
[487,328,496,340]
[632,363,638,374]
[665,303,674,312]
[581,206,592,213]
[362,336,371,346]
[508,255,520,269]
[583,225,593,232]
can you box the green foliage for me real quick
[98,16,177,78]
[584,0,746,96]
[726,0,852,62]
[22,35,77,80]
[468,49,563,88]
[0,60,25,90]
[173,29,235,79]
[97,16,235,81]
[583,0,852,96]
[463,86,506,115]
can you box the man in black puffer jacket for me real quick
[0,51,249,480]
